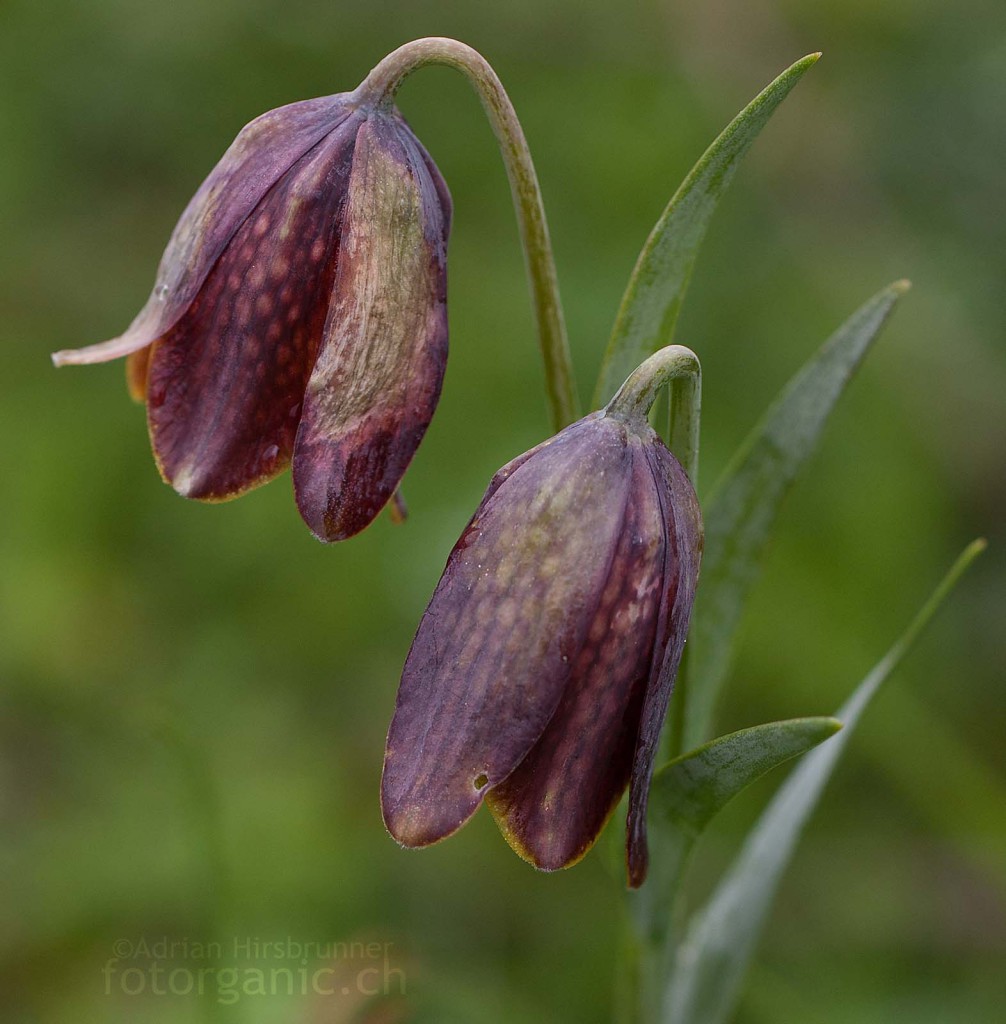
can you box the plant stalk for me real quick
[604,344,701,484]
[357,37,579,431]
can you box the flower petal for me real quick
[485,441,665,871]
[292,113,451,542]
[626,439,703,887]
[381,417,634,848]
[51,95,356,368]
[146,113,364,500]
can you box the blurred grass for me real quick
[1,0,1004,1021]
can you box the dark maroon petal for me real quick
[381,417,634,848]
[485,442,664,871]
[146,114,363,499]
[293,113,451,542]
[52,95,356,367]
[626,437,703,888]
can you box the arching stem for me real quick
[356,37,579,431]
[605,345,702,485]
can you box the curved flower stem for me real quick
[605,345,702,485]
[356,37,579,432]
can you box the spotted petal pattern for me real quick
[54,92,456,541]
[146,114,364,499]
[486,445,665,871]
[52,95,356,368]
[382,417,633,847]
[382,410,702,885]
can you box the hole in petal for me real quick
[473,773,489,790]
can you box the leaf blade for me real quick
[683,281,910,751]
[633,718,839,961]
[652,717,842,837]
[593,53,820,406]
[663,539,986,1024]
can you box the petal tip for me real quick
[295,492,367,544]
[381,806,435,850]
[381,750,486,850]
[170,461,199,499]
[626,839,649,889]
[49,325,156,367]
[381,794,468,851]
[292,441,391,543]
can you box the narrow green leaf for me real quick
[631,718,839,965]
[593,53,820,406]
[663,539,986,1024]
[682,281,910,752]
[652,717,842,837]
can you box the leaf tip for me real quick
[967,536,988,558]
[790,52,822,77]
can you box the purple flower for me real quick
[381,406,702,887]
[53,92,451,542]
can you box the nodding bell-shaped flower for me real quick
[52,87,451,542]
[381,350,703,887]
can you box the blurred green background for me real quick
[2,0,1004,1021]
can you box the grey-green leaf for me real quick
[663,539,986,1024]
[652,717,842,837]
[593,53,820,406]
[682,281,910,752]
[631,718,839,964]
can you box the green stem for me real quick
[604,345,701,484]
[357,37,579,431]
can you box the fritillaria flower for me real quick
[381,362,702,887]
[52,89,451,542]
